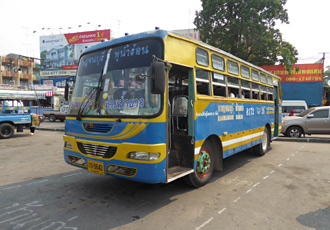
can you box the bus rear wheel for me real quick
[0,123,15,139]
[254,127,270,156]
[185,141,214,187]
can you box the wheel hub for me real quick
[197,150,211,177]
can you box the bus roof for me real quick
[82,29,280,80]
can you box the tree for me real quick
[194,0,298,71]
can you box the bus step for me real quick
[167,166,194,183]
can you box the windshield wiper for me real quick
[76,70,104,121]
[76,87,97,121]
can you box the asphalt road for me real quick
[0,129,329,230]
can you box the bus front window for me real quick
[68,39,163,117]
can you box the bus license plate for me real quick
[87,160,105,176]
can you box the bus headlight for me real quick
[128,152,160,161]
[64,141,73,149]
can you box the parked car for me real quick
[43,105,68,122]
[282,106,330,137]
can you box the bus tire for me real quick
[255,127,270,156]
[49,114,56,122]
[184,141,215,187]
[0,123,15,139]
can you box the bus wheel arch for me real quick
[185,135,221,187]
[254,125,271,156]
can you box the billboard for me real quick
[261,63,323,83]
[40,78,74,88]
[40,30,111,77]
[261,63,324,106]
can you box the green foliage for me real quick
[194,0,298,72]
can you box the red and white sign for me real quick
[261,63,323,83]
[40,29,111,77]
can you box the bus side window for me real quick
[252,83,260,100]
[196,68,210,95]
[241,80,251,99]
[212,72,226,97]
[268,87,273,101]
[227,76,239,98]
[260,85,267,100]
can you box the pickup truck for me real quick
[43,105,68,122]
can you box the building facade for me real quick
[0,54,41,87]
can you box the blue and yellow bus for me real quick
[63,29,282,187]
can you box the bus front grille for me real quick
[83,123,113,133]
[77,142,117,158]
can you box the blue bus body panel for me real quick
[195,102,275,158]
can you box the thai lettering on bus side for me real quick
[115,44,149,62]
[246,107,255,116]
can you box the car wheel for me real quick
[49,114,56,122]
[184,140,215,187]
[286,126,302,138]
[0,123,15,139]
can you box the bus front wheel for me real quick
[0,123,15,139]
[185,141,215,187]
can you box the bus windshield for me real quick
[69,39,163,117]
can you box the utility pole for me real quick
[319,52,328,64]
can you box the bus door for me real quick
[167,64,195,182]
[273,85,280,137]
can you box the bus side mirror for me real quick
[150,62,165,94]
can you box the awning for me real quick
[35,91,53,97]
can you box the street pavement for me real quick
[37,120,65,131]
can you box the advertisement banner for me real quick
[40,78,74,88]
[40,30,111,77]
[261,63,323,83]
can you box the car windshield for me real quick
[68,39,163,117]
[298,107,315,117]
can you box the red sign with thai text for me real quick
[61,65,78,70]
[64,29,111,45]
[261,63,323,83]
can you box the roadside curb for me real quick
[274,137,330,144]
[36,127,64,132]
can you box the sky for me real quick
[0,0,329,69]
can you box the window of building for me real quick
[196,68,210,95]
[211,54,225,71]
[212,72,226,97]
[196,48,209,66]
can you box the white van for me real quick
[282,100,308,117]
